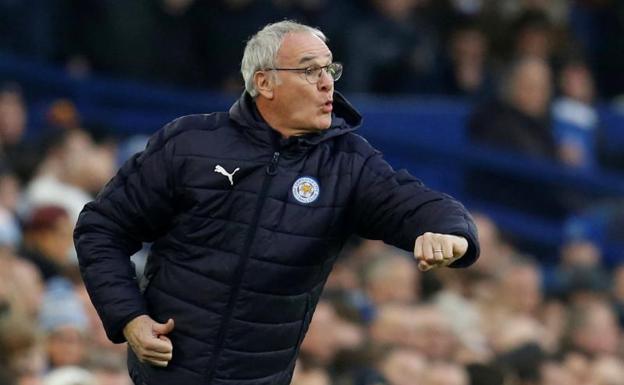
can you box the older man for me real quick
[74,20,479,385]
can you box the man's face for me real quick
[271,32,335,133]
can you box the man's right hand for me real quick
[123,315,175,367]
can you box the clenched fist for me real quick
[414,232,468,271]
[124,315,175,367]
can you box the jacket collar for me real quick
[228,90,362,149]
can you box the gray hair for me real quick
[241,20,326,98]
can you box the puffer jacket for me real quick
[74,91,479,385]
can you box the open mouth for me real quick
[322,101,333,113]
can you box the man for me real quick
[74,21,479,385]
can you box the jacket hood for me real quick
[229,91,363,148]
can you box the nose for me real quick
[317,69,334,92]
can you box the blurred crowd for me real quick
[0,81,133,384]
[291,216,624,385]
[3,177,624,385]
[1,0,624,384]
[0,82,622,385]
[1,0,623,99]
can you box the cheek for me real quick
[289,95,317,119]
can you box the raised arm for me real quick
[352,152,479,268]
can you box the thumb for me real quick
[153,318,175,336]
[418,260,434,272]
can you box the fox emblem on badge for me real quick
[214,165,240,186]
[292,176,320,204]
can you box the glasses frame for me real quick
[265,62,343,84]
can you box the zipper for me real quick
[267,151,280,175]
[206,151,280,383]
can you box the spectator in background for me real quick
[0,165,21,216]
[0,84,27,153]
[440,18,495,99]
[45,99,82,133]
[43,366,95,385]
[467,57,589,217]
[552,60,600,170]
[510,10,559,62]
[292,361,331,385]
[548,238,610,306]
[496,260,542,317]
[470,213,517,277]
[23,129,114,224]
[362,251,419,307]
[193,0,298,92]
[563,300,621,358]
[469,57,554,159]
[61,0,206,88]
[39,279,89,370]
[18,206,73,282]
[86,352,132,385]
[299,301,364,367]
[4,257,44,321]
[590,356,624,385]
[0,84,37,183]
[378,348,426,385]
[478,0,568,62]
[0,313,46,384]
[422,361,469,385]
[568,0,624,99]
[343,0,440,93]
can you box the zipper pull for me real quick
[266,151,280,175]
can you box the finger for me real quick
[414,236,423,260]
[442,237,454,263]
[153,318,175,336]
[451,235,469,258]
[158,335,173,351]
[143,350,173,362]
[144,338,173,354]
[422,233,434,263]
[433,245,445,263]
[145,358,170,367]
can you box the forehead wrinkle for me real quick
[298,52,332,65]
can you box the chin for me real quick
[317,116,332,130]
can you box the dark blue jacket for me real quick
[74,91,479,385]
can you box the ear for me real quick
[254,70,275,100]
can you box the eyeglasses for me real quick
[266,62,343,84]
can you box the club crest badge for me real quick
[292,177,320,204]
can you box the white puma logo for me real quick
[214,165,240,186]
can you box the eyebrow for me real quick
[298,53,333,65]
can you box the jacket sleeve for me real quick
[352,151,479,267]
[74,125,178,343]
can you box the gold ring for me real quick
[434,250,443,253]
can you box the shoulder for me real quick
[146,113,229,153]
[161,113,228,141]
[332,132,379,160]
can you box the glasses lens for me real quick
[304,63,343,83]
[329,63,342,82]
[305,67,322,84]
